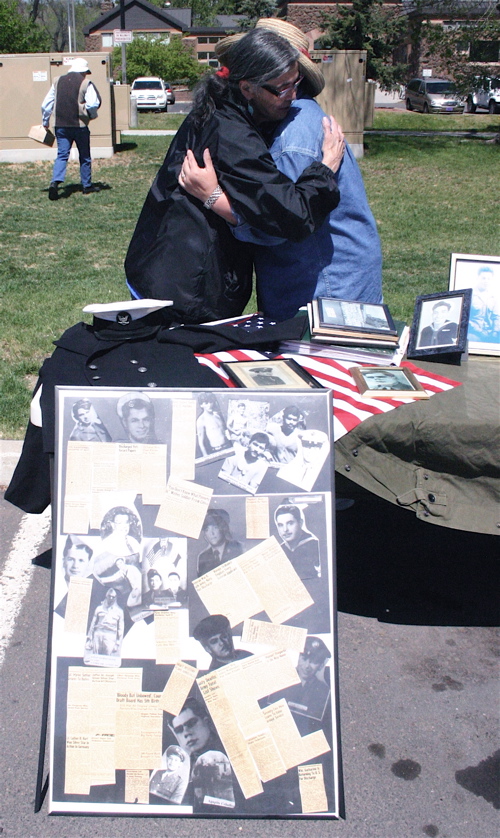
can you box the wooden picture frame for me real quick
[448,253,500,356]
[220,358,323,389]
[407,289,472,359]
[349,365,430,399]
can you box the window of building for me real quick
[198,37,208,44]
[469,40,499,62]
[102,33,113,47]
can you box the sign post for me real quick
[114,28,133,84]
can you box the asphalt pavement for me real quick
[1,485,498,838]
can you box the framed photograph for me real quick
[449,253,500,356]
[407,289,472,359]
[350,366,430,399]
[47,385,342,818]
[316,298,397,335]
[220,358,323,389]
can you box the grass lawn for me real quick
[372,109,500,133]
[0,115,499,438]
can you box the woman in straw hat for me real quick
[124,27,345,324]
[181,19,383,321]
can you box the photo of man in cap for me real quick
[41,57,102,200]
[418,300,459,348]
[150,744,189,803]
[116,393,158,444]
[248,366,286,386]
[274,636,331,722]
[193,614,251,671]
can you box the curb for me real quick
[0,440,22,490]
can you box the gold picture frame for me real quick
[349,366,430,399]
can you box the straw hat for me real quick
[215,18,325,97]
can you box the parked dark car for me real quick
[405,78,464,113]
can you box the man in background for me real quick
[41,57,101,200]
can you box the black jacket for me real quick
[125,92,340,323]
[5,313,307,513]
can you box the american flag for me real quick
[195,350,461,442]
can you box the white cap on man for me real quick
[69,58,91,74]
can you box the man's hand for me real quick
[321,115,345,173]
[179,148,218,202]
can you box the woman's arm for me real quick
[179,115,345,243]
[179,149,237,225]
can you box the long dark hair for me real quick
[191,29,299,129]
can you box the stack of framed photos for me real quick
[307,298,399,349]
[48,385,342,819]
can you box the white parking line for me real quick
[0,507,51,667]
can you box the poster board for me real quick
[49,386,342,818]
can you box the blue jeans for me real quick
[52,127,92,188]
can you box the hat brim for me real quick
[215,23,324,97]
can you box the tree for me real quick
[236,0,276,30]
[0,0,50,51]
[317,0,410,90]
[26,0,103,52]
[113,35,205,85]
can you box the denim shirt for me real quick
[232,97,383,321]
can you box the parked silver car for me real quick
[405,78,465,113]
[163,81,176,105]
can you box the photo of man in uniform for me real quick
[163,571,187,605]
[274,636,331,722]
[248,366,286,386]
[468,265,500,343]
[85,588,124,658]
[418,300,459,348]
[197,509,242,577]
[150,745,189,804]
[274,504,320,580]
[116,393,158,443]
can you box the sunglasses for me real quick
[172,716,200,736]
[260,74,304,98]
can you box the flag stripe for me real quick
[195,350,461,440]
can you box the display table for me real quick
[334,356,500,536]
